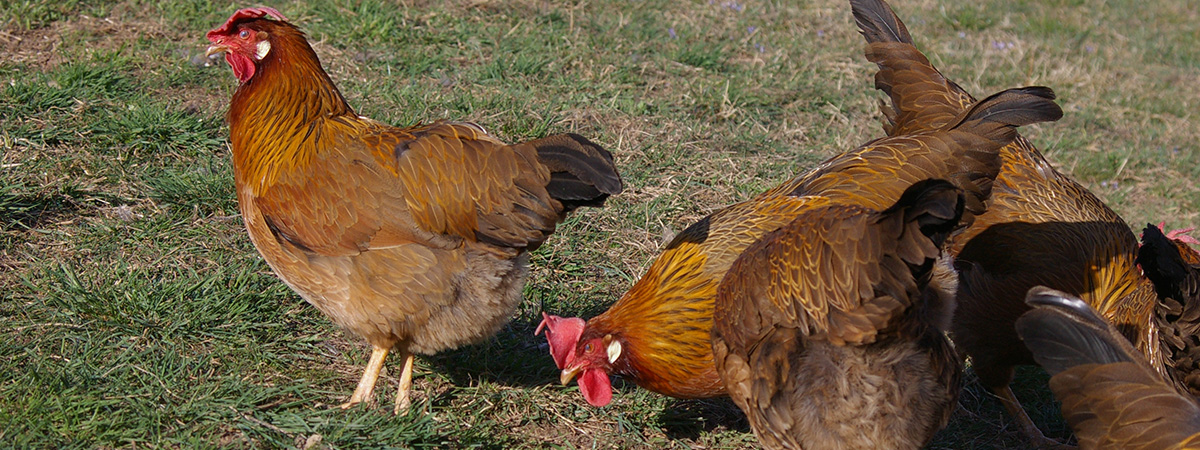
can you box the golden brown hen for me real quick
[712,179,966,450]
[538,83,1062,406]
[205,8,622,413]
[1017,286,1200,450]
[851,0,1200,445]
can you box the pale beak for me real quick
[560,366,582,385]
[205,44,230,59]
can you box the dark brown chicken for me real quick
[1140,224,1200,396]
[539,83,1062,407]
[713,179,966,450]
[205,8,622,413]
[851,0,1200,445]
[1017,286,1200,450]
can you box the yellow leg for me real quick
[393,352,415,415]
[339,346,389,409]
[995,385,1075,449]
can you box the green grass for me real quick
[2,0,1197,448]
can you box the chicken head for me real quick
[537,313,617,406]
[205,8,287,82]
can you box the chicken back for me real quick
[712,179,965,450]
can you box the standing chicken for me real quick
[205,8,622,413]
[1017,286,1200,450]
[712,179,965,450]
[851,0,1200,445]
[538,84,1063,406]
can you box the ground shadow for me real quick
[1,191,83,231]
[657,396,750,439]
[424,317,561,390]
[929,366,1073,449]
[425,315,750,436]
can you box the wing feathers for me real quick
[718,179,965,347]
[256,121,623,256]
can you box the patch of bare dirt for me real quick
[0,27,63,71]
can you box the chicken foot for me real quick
[339,346,389,409]
[337,346,415,415]
[994,385,1076,450]
[393,352,415,415]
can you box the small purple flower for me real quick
[817,30,825,37]
[668,27,677,39]
[755,43,765,53]
[1085,45,1096,53]
[1101,181,1108,188]
[747,26,757,34]
[992,40,1015,51]
[958,31,967,38]
[722,1,743,12]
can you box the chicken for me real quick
[1139,224,1200,396]
[850,0,1200,445]
[538,83,1063,406]
[204,8,623,413]
[712,179,965,450]
[1016,286,1200,450]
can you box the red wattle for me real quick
[579,368,613,407]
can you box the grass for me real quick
[1,0,1196,448]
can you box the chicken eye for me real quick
[584,343,594,353]
[239,30,250,39]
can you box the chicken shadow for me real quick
[656,396,751,439]
[423,317,563,391]
[1,190,92,231]
[424,315,751,439]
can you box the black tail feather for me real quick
[528,133,624,211]
[947,86,1063,145]
[850,0,914,44]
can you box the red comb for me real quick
[535,313,586,369]
[1167,229,1200,245]
[206,7,289,42]
[1152,221,1200,246]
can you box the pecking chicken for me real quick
[538,83,1063,406]
[205,8,623,413]
[851,0,1200,445]
[1017,286,1200,450]
[712,179,965,450]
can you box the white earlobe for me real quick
[255,41,271,60]
[607,340,622,364]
